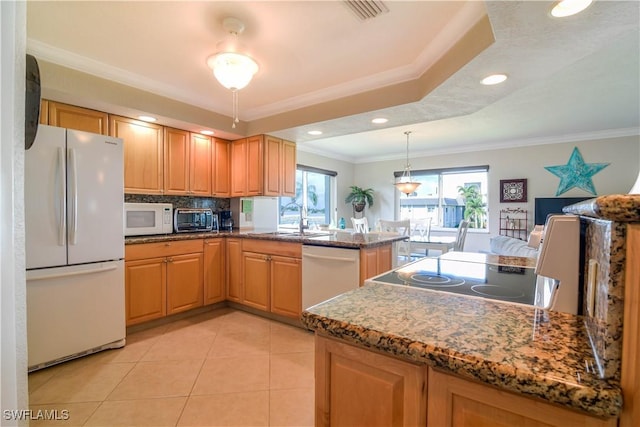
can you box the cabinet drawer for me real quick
[125,239,204,260]
[242,239,302,258]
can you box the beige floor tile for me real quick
[191,355,269,395]
[28,402,100,427]
[207,330,271,358]
[270,387,315,427]
[270,352,314,390]
[141,334,216,361]
[270,323,314,354]
[29,363,135,405]
[84,397,187,426]
[28,368,58,394]
[107,359,203,400]
[178,391,269,427]
[217,311,272,336]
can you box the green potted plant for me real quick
[345,186,374,213]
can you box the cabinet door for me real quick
[48,101,109,135]
[125,257,167,326]
[243,252,270,311]
[204,239,225,305]
[246,135,264,195]
[226,238,243,302]
[230,138,247,196]
[427,368,617,427]
[264,135,282,196]
[111,115,164,194]
[316,335,427,427]
[212,137,231,197]
[166,253,204,315]
[163,127,190,195]
[377,244,392,274]
[270,255,301,318]
[281,139,297,197]
[39,100,48,125]
[190,133,212,195]
[360,247,380,285]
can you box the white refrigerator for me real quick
[25,125,126,371]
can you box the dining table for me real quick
[410,234,456,256]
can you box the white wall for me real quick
[352,135,639,251]
[1,1,29,424]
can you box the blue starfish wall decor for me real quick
[544,147,609,196]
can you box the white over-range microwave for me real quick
[124,202,173,236]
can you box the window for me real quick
[279,165,336,228]
[396,166,489,230]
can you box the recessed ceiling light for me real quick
[138,115,157,122]
[371,118,388,124]
[550,0,593,17]
[308,130,323,136]
[481,74,508,85]
[200,130,214,135]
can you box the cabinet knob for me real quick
[168,257,173,262]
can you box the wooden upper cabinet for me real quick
[246,135,264,195]
[212,137,231,197]
[47,101,109,135]
[189,133,212,196]
[39,100,48,125]
[264,135,296,197]
[230,137,248,197]
[163,127,190,195]
[110,115,164,195]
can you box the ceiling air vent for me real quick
[343,0,389,21]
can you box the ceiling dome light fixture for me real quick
[207,17,259,129]
[481,74,508,85]
[394,131,421,196]
[551,0,593,17]
[371,117,388,124]
[308,130,323,136]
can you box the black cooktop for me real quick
[369,256,555,307]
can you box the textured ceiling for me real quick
[26,1,640,163]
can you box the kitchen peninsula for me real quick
[124,230,406,327]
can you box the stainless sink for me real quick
[250,231,331,238]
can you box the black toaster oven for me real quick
[173,208,217,233]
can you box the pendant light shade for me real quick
[394,131,421,196]
[207,17,259,128]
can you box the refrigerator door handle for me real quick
[68,147,78,245]
[26,264,118,281]
[57,147,66,247]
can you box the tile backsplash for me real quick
[124,194,231,212]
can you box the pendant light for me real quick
[207,17,259,129]
[394,131,421,196]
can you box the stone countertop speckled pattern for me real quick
[301,281,623,418]
[563,194,640,222]
[125,229,406,249]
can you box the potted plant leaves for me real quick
[345,186,374,213]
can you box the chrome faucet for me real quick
[280,201,308,234]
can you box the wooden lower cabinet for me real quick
[124,257,167,325]
[203,239,225,305]
[428,368,617,427]
[315,335,427,427]
[360,243,393,285]
[226,238,243,302]
[243,251,270,311]
[166,252,203,315]
[270,255,302,318]
[124,240,204,326]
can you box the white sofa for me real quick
[489,235,539,258]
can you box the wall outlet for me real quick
[587,259,598,316]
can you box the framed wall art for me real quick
[500,179,527,203]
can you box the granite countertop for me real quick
[301,281,623,418]
[563,194,640,222]
[125,229,406,249]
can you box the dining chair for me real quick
[411,218,432,257]
[351,217,369,234]
[453,220,470,251]
[378,219,411,266]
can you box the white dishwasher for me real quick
[302,245,360,309]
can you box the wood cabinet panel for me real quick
[270,255,301,318]
[212,137,231,197]
[242,239,302,258]
[125,257,167,325]
[226,238,243,302]
[39,100,48,125]
[315,335,427,427]
[166,252,203,315]
[111,115,164,194]
[47,101,109,135]
[281,139,297,197]
[243,252,270,311]
[264,135,282,196]
[204,239,225,305]
[189,133,212,195]
[427,368,616,427]
[125,240,203,261]
[163,127,190,194]
[230,138,247,197]
[360,244,393,285]
[246,135,264,195]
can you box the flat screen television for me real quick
[534,197,591,225]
